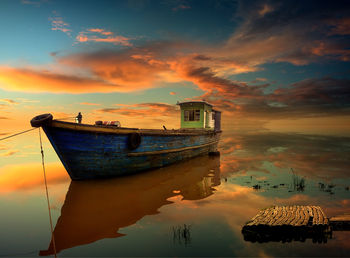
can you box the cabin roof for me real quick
[176,100,213,107]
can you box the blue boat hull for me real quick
[43,121,221,180]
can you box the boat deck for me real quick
[50,120,221,136]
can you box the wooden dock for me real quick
[242,205,332,243]
[244,205,328,228]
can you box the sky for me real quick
[0,0,350,134]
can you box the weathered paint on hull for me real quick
[43,122,221,180]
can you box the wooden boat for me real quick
[31,101,222,180]
[39,155,220,256]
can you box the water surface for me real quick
[0,132,349,257]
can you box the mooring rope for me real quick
[39,128,57,258]
[0,128,37,141]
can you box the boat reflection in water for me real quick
[39,155,221,256]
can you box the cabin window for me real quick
[195,110,200,121]
[184,110,200,121]
[212,112,215,120]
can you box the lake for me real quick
[0,131,349,257]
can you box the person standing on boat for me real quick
[76,112,82,123]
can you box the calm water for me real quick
[0,132,349,257]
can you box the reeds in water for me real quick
[291,168,306,192]
[172,224,192,246]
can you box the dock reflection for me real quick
[39,155,221,256]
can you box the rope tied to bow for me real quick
[39,128,57,258]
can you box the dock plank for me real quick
[303,206,310,226]
[268,206,281,226]
[260,207,275,225]
[284,206,295,225]
[312,206,319,225]
[250,208,270,226]
[290,206,300,226]
[279,206,291,225]
[275,206,287,226]
[319,208,328,224]
[307,206,313,224]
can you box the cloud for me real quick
[328,17,350,36]
[50,14,71,36]
[97,102,178,117]
[173,61,266,98]
[215,0,350,67]
[0,66,118,93]
[15,98,40,103]
[170,91,177,95]
[80,102,101,106]
[56,44,183,90]
[263,77,350,119]
[0,150,19,156]
[0,42,186,93]
[172,4,191,12]
[0,116,10,120]
[254,78,267,82]
[95,102,179,128]
[76,28,132,46]
[167,56,267,114]
[179,64,350,119]
[0,99,19,104]
[0,38,348,121]
[258,3,273,17]
[21,0,46,6]
[163,0,191,12]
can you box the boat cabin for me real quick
[177,101,221,131]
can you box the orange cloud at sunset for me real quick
[0,98,19,104]
[0,29,348,130]
[217,2,350,67]
[57,47,183,89]
[0,150,19,157]
[100,103,178,117]
[0,66,117,93]
[328,17,350,36]
[80,102,101,106]
[76,28,132,46]
[50,15,71,36]
[87,28,113,35]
